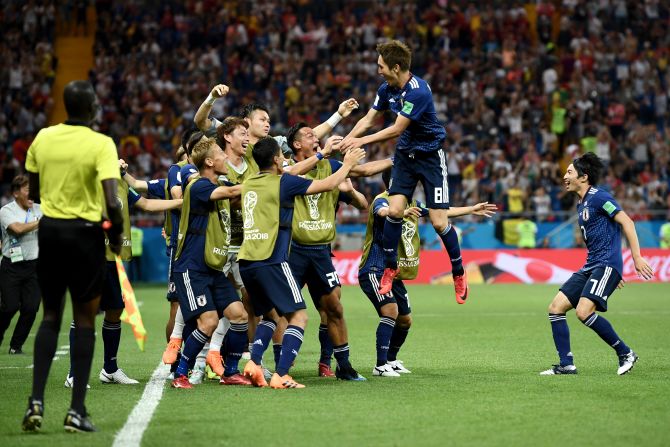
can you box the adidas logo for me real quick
[292,349,298,356]
[253,339,264,346]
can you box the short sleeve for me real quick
[373,197,389,215]
[399,87,430,121]
[167,165,181,190]
[128,187,141,207]
[416,201,430,217]
[147,179,166,199]
[191,179,218,204]
[96,137,121,181]
[280,174,313,201]
[337,191,353,205]
[596,192,621,218]
[329,159,342,173]
[0,207,15,232]
[372,83,390,111]
[25,132,41,173]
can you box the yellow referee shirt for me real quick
[25,123,120,222]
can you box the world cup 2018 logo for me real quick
[243,191,258,229]
[220,208,231,245]
[401,221,416,257]
[306,193,321,220]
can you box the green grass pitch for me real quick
[1,283,669,446]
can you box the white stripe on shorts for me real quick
[281,262,304,304]
[182,271,197,311]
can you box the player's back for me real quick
[577,186,623,274]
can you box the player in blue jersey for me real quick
[340,40,468,303]
[541,153,654,376]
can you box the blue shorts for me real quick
[559,266,621,312]
[240,262,307,317]
[166,246,178,302]
[289,243,340,308]
[358,271,411,316]
[100,261,124,311]
[174,269,240,322]
[389,148,450,209]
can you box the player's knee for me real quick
[318,309,328,325]
[431,219,448,234]
[226,302,248,324]
[548,294,571,314]
[323,295,344,320]
[104,308,123,323]
[198,313,219,336]
[380,303,399,320]
[397,314,412,329]
[287,310,308,329]
[575,304,594,322]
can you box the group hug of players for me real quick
[108,83,496,389]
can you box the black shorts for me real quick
[37,217,106,309]
[0,257,40,314]
[100,261,124,311]
[389,149,450,209]
[288,244,340,309]
[358,271,411,316]
[559,266,621,312]
[173,269,240,322]
[240,262,307,317]
[166,246,179,302]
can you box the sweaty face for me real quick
[563,164,583,192]
[296,127,319,156]
[247,110,270,139]
[227,125,249,156]
[210,145,229,176]
[377,55,398,87]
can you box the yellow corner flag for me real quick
[115,256,147,351]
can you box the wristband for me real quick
[315,152,324,161]
[204,93,217,106]
[326,112,343,128]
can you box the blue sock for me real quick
[439,224,464,276]
[273,343,282,370]
[581,312,630,356]
[251,319,276,365]
[68,321,75,377]
[549,313,574,366]
[333,343,351,368]
[102,320,121,373]
[318,324,333,365]
[376,317,396,366]
[176,329,209,377]
[388,326,409,362]
[224,322,247,376]
[382,216,403,269]
[182,320,196,349]
[276,325,304,376]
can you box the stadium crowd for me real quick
[2,0,670,223]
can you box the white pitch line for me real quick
[112,362,169,447]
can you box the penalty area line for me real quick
[113,362,170,447]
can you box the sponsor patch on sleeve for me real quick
[603,201,617,215]
[401,101,414,114]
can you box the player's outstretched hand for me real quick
[633,255,654,280]
[339,136,363,153]
[323,135,343,157]
[471,202,498,218]
[119,158,128,171]
[343,147,365,166]
[211,83,229,98]
[338,98,359,118]
[404,207,422,218]
[339,178,354,193]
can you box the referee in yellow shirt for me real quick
[22,80,124,433]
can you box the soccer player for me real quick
[22,80,123,432]
[285,121,391,380]
[541,153,654,376]
[359,170,497,377]
[170,137,250,389]
[340,40,468,303]
[239,137,365,389]
[64,161,183,387]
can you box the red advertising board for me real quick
[332,249,670,285]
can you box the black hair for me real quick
[180,126,198,150]
[286,122,309,154]
[572,152,605,185]
[252,137,281,170]
[240,103,270,119]
[381,168,392,190]
[185,131,205,157]
[63,80,97,121]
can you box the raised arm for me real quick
[134,197,183,213]
[348,158,393,178]
[305,148,365,195]
[345,107,380,139]
[338,179,368,210]
[614,210,654,279]
[194,84,229,131]
[340,113,410,152]
[313,98,359,139]
[444,202,498,218]
[283,135,340,175]
[119,159,149,193]
[210,184,242,201]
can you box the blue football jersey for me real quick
[372,75,446,152]
[577,186,623,275]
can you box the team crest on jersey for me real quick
[582,208,590,222]
[196,295,207,307]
